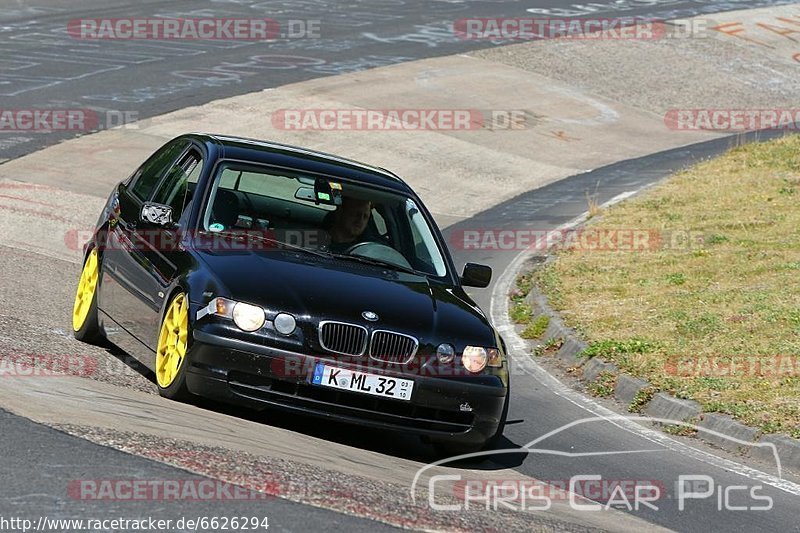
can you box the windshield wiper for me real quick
[328,253,420,275]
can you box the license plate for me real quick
[311,363,414,401]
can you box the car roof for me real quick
[187,133,411,193]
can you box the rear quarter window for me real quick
[130,140,189,200]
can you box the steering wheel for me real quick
[344,241,373,254]
[344,242,414,270]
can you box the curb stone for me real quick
[644,393,702,423]
[697,413,759,454]
[514,262,800,474]
[556,338,588,367]
[614,374,651,408]
[751,434,800,471]
[582,358,619,383]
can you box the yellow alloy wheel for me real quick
[156,293,189,388]
[72,249,99,332]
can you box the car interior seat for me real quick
[210,188,240,229]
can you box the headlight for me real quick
[487,348,502,368]
[462,346,488,373]
[196,297,294,336]
[232,302,266,332]
[273,312,296,335]
[436,343,455,364]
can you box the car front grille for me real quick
[369,330,418,364]
[317,322,419,364]
[318,321,368,356]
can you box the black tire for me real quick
[72,249,104,344]
[158,365,191,401]
[156,365,192,402]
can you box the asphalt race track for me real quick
[0,410,399,532]
[2,1,800,532]
[0,0,795,158]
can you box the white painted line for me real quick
[604,190,638,205]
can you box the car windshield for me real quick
[201,162,448,277]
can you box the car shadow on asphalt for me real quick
[196,397,528,470]
[101,340,156,381]
[101,340,527,470]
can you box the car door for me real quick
[101,140,203,357]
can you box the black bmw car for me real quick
[72,133,509,454]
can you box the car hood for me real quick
[195,249,496,346]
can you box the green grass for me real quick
[580,338,659,360]
[521,315,550,339]
[629,386,658,413]
[533,336,564,357]
[509,302,532,323]
[514,272,534,299]
[535,134,800,435]
[587,371,617,398]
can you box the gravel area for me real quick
[0,240,157,394]
[0,312,157,395]
[52,425,596,533]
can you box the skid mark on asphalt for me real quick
[0,238,155,395]
[0,312,155,395]
[0,178,102,263]
[708,6,800,64]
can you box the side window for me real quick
[152,149,203,222]
[409,218,426,255]
[130,140,189,200]
[406,199,446,276]
[218,167,240,190]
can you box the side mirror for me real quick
[140,202,173,227]
[461,262,492,288]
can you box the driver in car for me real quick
[327,196,372,253]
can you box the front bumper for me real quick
[186,328,507,446]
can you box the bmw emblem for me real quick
[362,311,379,322]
